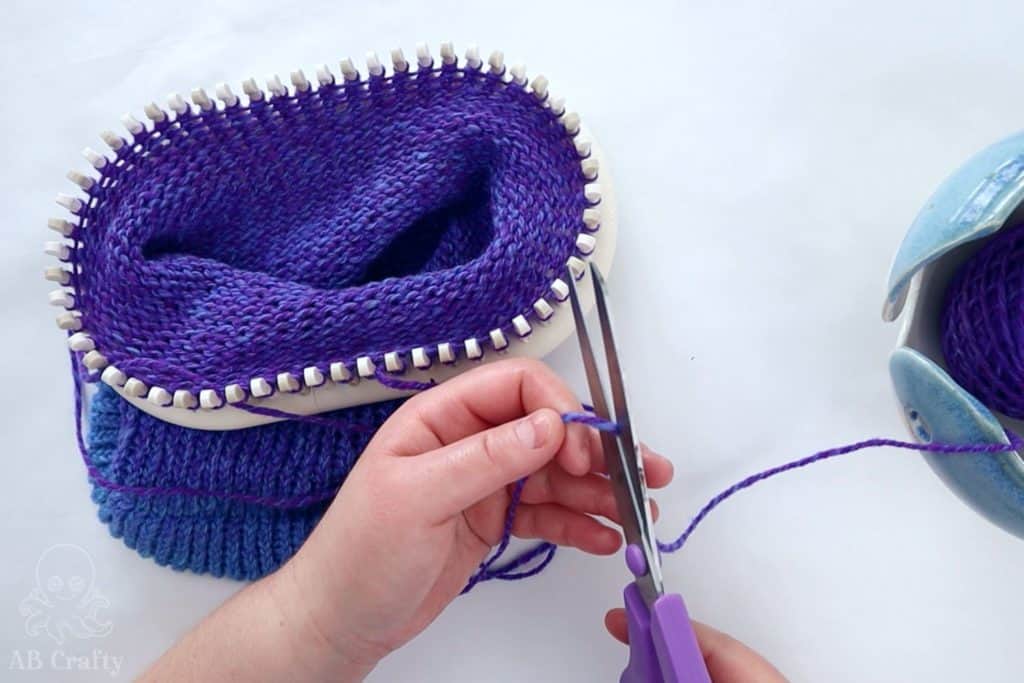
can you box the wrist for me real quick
[264,557,386,682]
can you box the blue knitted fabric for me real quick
[88,384,401,579]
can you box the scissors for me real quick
[567,263,711,683]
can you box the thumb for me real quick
[412,408,565,521]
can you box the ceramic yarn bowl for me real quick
[884,131,1024,539]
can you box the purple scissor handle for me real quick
[567,264,712,683]
[621,546,709,683]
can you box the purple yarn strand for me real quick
[373,367,437,392]
[561,409,1024,554]
[483,543,558,581]
[562,411,620,433]
[235,402,379,433]
[462,478,558,593]
[656,431,1024,553]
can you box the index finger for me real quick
[371,358,592,474]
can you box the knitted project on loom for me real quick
[67,59,592,579]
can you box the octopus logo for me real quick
[18,544,113,645]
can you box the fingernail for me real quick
[515,411,550,449]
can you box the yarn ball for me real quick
[70,61,594,579]
[941,219,1024,419]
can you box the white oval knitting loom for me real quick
[48,45,618,431]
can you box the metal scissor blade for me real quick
[589,264,664,594]
[567,267,663,603]
[566,270,613,430]
[567,270,641,547]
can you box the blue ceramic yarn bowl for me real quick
[884,131,1024,539]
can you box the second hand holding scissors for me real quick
[567,263,711,683]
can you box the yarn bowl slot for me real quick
[885,129,1024,539]
[46,47,610,579]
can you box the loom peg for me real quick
[488,50,505,74]
[147,386,172,406]
[509,64,527,86]
[67,332,94,352]
[199,389,223,409]
[191,88,214,111]
[216,83,238,107]
[48,218,74,237]
[166,93,189,115]
[439,42,456,65]
[82,147,108,169]
[290,70,310,92]
[249,377,273,398]
[101,365,127,387]
[120,114,144,135]
[123,377,147,397]
[316,65,334,86]
[366,52,384,77]
[56,193,83,213]
[339,58,359,82]
[303,366,326,387]
[415,43,433,69]
[357,356,377,378]
[173,390,197,409]
[391,48,409,73]
[100,130,125,151]
[241,79,263,102]
[144,102,167,122]
[465,44,482,70]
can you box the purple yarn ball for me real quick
[941,220,1024,418]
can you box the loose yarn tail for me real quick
[461,478,557,594]
[656,432,1024,552]
[560,411,1024,554]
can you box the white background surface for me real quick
[2,1,1023,681]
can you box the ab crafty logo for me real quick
[10,544,123,677]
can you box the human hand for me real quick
[143,357,674,681]
[604,611,788,682]
[268,358,675,680]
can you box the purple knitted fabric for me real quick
[942,220,1024,418]
[69,62,589,395]
[58,57,594,579]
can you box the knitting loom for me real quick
[46,43,618,431]
[885,131,1024,538]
